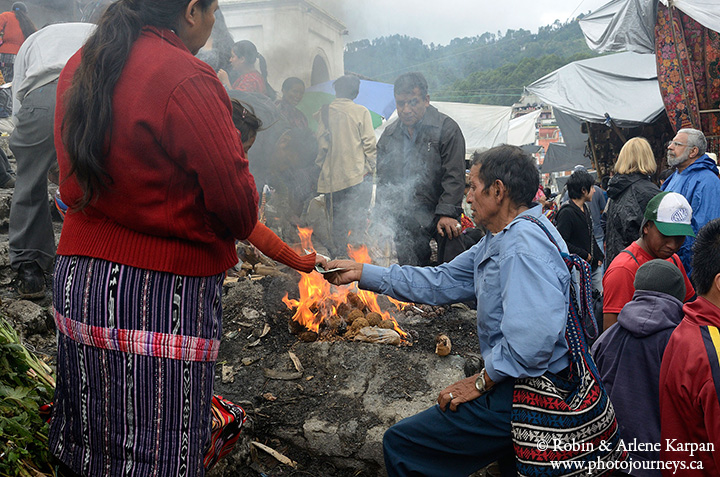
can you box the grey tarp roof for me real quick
[540,109,592,174]
[542,142,592,174]
[554,108,588,153]
[525,51,665,127]
[579,0,720,54]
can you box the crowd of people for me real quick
[3,0,720,476]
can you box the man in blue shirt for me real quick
[662,128,720,276]
[325,145,571,476]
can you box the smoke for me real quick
[370,128,436,264]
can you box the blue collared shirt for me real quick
[360,205,571,382]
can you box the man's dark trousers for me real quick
[383,378,516,476]
[394,213,466,266]
[9,82,57,272]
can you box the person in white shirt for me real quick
[9,22,95,298]
[315,74,377,257]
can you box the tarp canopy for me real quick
[579,0,657,54]
[554,108,588,153]
[526,51,665,127]
[540,110,591,174]
[542,142,592,174]
[376,102,513,152]
[579,0,720,54]
[520,144,543,155]
[508,109,542,146]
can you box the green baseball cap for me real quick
[644,191,695,237]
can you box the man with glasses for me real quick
[375,72,466,266]
[663,128,720,276]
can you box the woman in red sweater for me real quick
[50,1,257,475]
[0,2,35,81]
[218,40,276,99]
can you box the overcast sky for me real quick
[312,0,610,46]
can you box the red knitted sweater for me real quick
[55,27,258,277]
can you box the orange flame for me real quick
[348,245,408,339]
[387,297,411,311]
[282,231,408,339]
[297,227,315,253]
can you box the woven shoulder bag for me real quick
[512,215,627,476]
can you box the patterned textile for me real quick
[203,396,247,470]
[54,309,220,362]
[0,52,14,83]
[511,215,627,476]
[543,201,558,225]
[49,255,224,477]
[656,3,720,136]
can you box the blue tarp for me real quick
[306,79,397,120]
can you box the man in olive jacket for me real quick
[376,72,466,266]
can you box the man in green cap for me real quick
[602,191,697,331]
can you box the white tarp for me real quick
[376,102,513,151]
[668,0,720,35]
[508,109,542,146]
[579,0,720,54]
[525,52,665,127]
[579,0,656,54]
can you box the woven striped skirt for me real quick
[49,256,224,477]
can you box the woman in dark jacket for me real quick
[556,169,604,271]
[604,137,660,266]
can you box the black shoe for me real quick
[16,262,45,299]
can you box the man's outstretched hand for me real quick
[323,260,363,286]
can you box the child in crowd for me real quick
[602,192,695,330]
[592,259,685,475]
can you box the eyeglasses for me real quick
[668,141,689,147]
[396,98,421,109]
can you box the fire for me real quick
[282,229,408,340]
[387,297,411,311]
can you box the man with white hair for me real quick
[663,128,720,276]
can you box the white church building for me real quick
[219,0,347,90]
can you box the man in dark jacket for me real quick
[592,259,685,476]
[376,72,466,266]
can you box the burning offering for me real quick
[282,228,410,344]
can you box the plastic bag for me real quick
[353,326,401,345]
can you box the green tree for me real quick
[344,18,598,103]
